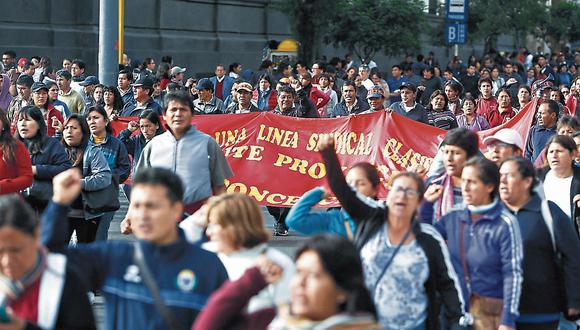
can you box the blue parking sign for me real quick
[445,23,467,44]
[446,0,468,22]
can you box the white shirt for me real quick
[362,79,374,90]
[544,170,573,218]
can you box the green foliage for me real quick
[541,1,580,45]
[469,0,547,52]
[274,0,340,63]
[323,0,427,61]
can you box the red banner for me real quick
[111,99,537,207]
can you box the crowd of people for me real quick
[0,47,580,330]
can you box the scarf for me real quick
[0,248,47,305]
[435,173,456,221]
[467,197,497,215]
[0,74,13,112]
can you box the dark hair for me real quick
[228,62,240,73]
[60,114,90,167]
[391,171,425,202]
[0,110,16,165]
[103,85,124,112]
[540,100,560,117]
[161,55,172,64]
[501,157,538,194]
[518,84,531,94]
[86,105,113,135]
[118,69,133,82]
[544,134,576,159]
[349,162,380,188]
[557,116,580,132]
[495,86,511,98]
[463,157,500,199]
[478,77,492,88]
[442,128,479,158]
[164,90,194,114]
[461,94,476,108]
[0,194,38,236]
[258,74,272,86]
[391,64,402,70]
[277,85,296,97]
[15,106,48,155]
[138,110,165,136]
[72,59,86,70]
[2,50,16,59]
[142,57,154,68]
[342,80,356,90]
[423,66,435,75]
[427,90,448,111]
[156,63,170,80]
[132,167,184,203]
[295,235,377,317]
[258,60,273,71]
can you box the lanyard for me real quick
[373,224,413,294]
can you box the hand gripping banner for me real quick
[111,99,537,207]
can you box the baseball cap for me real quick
[16,74,34,88]
[170,66,186,76]
[366,85,385,99]
[56,69,72,80]
[31,82,48,93]
[196,78,213,91]
[79,75,99,86]
[483,128,524,150]
[131,74,154,89]
[17,57,27,67]
[400,82,417,93]
[236,82,253,93]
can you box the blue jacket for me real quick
[209,76,234,100]
[89,134,131,183]
[41,201,229,330]
[524,124,556,162]
[433,199,523,328]
[286,187,356,238]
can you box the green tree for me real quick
[468,0,547,53]
[324,0,426,61]
[538,0,580,51]
[275,0,340,64]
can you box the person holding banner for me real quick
[499,157,580,330]
[318,136,468,330]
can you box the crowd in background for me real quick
[0,46,579,330]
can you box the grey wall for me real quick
[0,0,518,79]
[0,0,291,76]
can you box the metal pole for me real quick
[454,44,459,57]
[98,0,118,86]
[118,0,124,65]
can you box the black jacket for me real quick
[24,257,96,330]
[538,166,580,237]
[272,89,318,118]
[320,146,466,330]
[504,194,580,315]
[329,97,370,117]
[23,137,71,208]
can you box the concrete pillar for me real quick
[98,0,118,86]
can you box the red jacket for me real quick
[308,86,330,110]
[11,103,64,137]
[0,139,33,194]
[485,106,516,128]
[192,267,275,330]
[476,97,498,116]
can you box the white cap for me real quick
[170,66,187,76]
[483,128,524,150]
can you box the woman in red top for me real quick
[0,111,33,195]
